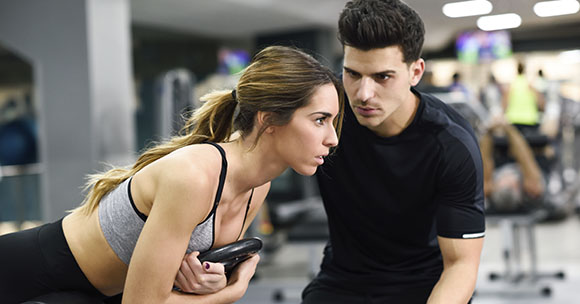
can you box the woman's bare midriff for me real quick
[62,210,129,296]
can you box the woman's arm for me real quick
[174,251,227,294]
[174,182,270,294]
[122,154,251,303]
[167,255,260,304]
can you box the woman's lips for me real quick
[315,154,327,165]
[316,156,324,165]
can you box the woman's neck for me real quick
[220,138,286,194]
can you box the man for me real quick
[449,72,473,101]
[302,1,485,303]
[480,118,546,213]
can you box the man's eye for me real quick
[345,70,359,77]
[376,74,390,80]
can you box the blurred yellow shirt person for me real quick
[504,63,545,126]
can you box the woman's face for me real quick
[271,83,340,176]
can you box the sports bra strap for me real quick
[130,141,252,239]
[203,142,228,213]
[129,142,228,222]
[204,142,254,240]
[237,188,254,240]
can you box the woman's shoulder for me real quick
[156,144,225,182]
[136,144,225,207]
[135,144,227,224]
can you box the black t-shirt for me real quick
[316,88,485,294]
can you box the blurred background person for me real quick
[503,62,546,135]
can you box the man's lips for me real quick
[355,105,377,115]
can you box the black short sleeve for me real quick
[435,127,486,239]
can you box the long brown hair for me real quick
[74,45,344,214]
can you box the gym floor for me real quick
[238,215,580,304]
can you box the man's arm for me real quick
[503,123,544,197]
[479,132,495,197]
[427,237,484,304]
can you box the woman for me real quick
[0,45,344,304]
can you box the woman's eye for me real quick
[316,117,326,125]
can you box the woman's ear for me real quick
[257,111,275,133]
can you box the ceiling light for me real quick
[559,49,580,63]
[477,13,522,31]
[534,0,580,17]
[442,0,493,18]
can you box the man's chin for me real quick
[353,113,377,126]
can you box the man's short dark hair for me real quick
[338,0,425,63]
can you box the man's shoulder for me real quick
[418,91,459,123]
[413,91,480,164]
[418,91,477,141]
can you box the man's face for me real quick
[342,45,424,136]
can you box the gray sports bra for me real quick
[98,142,253,265]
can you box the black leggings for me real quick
[0,218,106,304]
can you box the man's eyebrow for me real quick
[343,66,396,76]
[343,66,359,74]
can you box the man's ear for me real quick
[257,111,275,133]
[409,58,425,86]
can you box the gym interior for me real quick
[1,0,580,303]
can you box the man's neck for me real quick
[375,90,420,137]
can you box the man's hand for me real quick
[523,176,544,198]
[487,115,508,134]
[174,251,227,294]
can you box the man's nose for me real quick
[356,77,375,102]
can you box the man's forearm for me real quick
[427,262,478,304]
[504,124,542,180]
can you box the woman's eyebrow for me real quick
[309,111,332,117]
